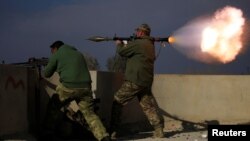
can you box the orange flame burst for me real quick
[201,6,245,63]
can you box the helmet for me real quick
[135,23,151,35]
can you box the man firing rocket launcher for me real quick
[88,24,173,139]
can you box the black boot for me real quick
[109,101,123,140]
[101,136,112,141]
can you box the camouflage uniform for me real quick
[110,24,164,138]
[111,81,164,130]
[56,83,109,141]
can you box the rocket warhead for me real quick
[87,36,112,42]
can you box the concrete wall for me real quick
[0,65,29,136]
[153,74,250,124]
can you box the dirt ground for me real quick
[1,119,208,141]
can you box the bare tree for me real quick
[83,53,100,70]
[106,54,126,73]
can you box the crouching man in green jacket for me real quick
[44,40,111,141]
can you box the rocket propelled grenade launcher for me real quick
[87,36,175,44]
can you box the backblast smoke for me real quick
[171,6,246,64]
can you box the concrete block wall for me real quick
[0,65,29,136]
[153,74,250,124]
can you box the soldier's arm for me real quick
[44,56,57,78]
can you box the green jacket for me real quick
[44,44,91,88]
[117,36,155,87]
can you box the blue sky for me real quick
[0,0,249,74]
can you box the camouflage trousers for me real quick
[111,80,164,131]
[55,83,109,141]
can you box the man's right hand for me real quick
[115,40,122,46]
